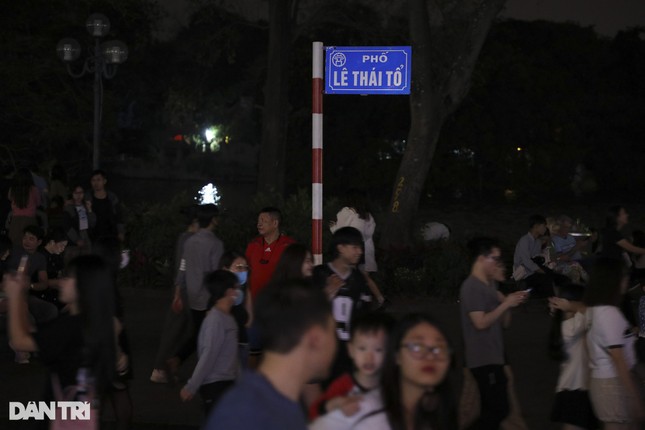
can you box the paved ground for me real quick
[1,287,560,429]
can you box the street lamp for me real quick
[56,13,128,169]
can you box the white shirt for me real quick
[557,312,589,391]
[309,389,389,430]
[586,305,636,379]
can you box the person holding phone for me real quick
[5,254,117,425]
[461,237,528,430]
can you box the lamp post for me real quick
[56,13,128,170]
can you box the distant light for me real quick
[173,134,183,142]
[102,40,128,64]
[517,147,523,152]
[56,38,81,62]
[204,126,218,143]
[196,183,221,205]
[86,13,110,38]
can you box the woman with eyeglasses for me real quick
[310,313,456,430]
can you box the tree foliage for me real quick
[2,0,644,222]
[433,22,645,202]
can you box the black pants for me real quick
[470,364,509,430]
[199,380,235,416]
[176,309,207,363]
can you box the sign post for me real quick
[311,43,411,265]
[325,46,411,95]
[312,42,324,265]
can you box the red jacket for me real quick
[245,234,295,298]
[309,373,372,420]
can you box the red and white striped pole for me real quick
[312,41,324,265]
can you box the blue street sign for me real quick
[325,46,411,95]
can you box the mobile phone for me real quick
[17,255,28,273]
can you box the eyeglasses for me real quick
[401,342,451,361]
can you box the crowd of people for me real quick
[508,208,645,430]
[1,166,131,428]
[3,164,645,429]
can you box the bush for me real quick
[423,240,470,299]
[121,192,193,288]
[121,188,340,288]
[379,240,469,301]
[120,187,470,297]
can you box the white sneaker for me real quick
[15,351,30,364]
[150,369,168,383]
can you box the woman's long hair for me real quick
[379,313,457,430]
[9,168,34,209]
[604,205,625,231]
[583,258,626,307]
[344,189,371,221]
[219,250,245,270]
[67,254,116,395]
[270,243,311,282]
[548,283,585,361]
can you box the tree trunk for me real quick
[380,0,439,248]
[379,0,506,249]
[257,0,292,195]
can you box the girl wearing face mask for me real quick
[220,251,252,368]
[180,270,240,416]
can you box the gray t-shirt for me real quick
[185,308,238,394]
[459,276,505,368]
[176,229,224,311]
[8,248,47,281]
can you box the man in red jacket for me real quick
[245,207,295,367]
[245,207,295,299]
